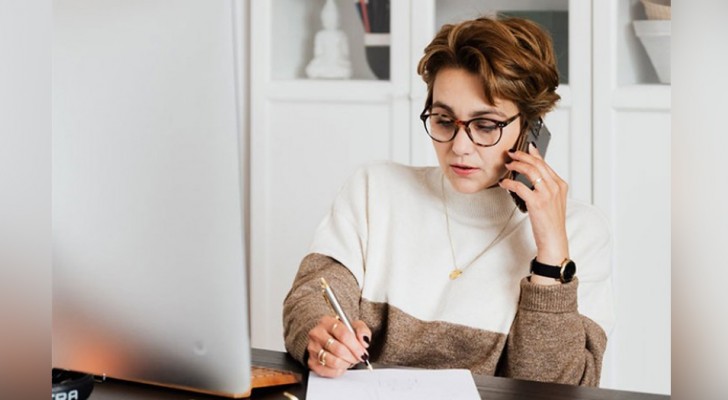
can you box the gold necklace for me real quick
[441,175,518,280]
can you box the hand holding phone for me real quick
[507,118,551,212]
[499,118,570,271]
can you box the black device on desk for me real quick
[52,370,95,400]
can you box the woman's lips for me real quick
[451,164,479,176]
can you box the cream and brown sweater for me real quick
[283,162,614,386]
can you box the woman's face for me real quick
[430,68,521,194]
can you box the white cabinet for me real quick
[248,0,669,395]
[593,0,670,395]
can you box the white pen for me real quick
[320,277,373,370]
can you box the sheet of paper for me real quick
[306,368,480,400]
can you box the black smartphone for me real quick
[508,118,551,212]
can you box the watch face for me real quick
[561,261,576,282]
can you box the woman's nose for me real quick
[451,126,474,155]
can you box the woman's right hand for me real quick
[306,315,371,378]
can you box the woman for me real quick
[283,16,614,386]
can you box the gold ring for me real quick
[324,337,335,352]
[317,348,327,366]
[332,322,339,331]
[533,177,543,185]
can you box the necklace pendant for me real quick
[449,269,463,280]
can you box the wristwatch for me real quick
[530,257,576,283]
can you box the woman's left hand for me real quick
[499,143,569,282]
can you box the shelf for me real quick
[266,80,396,103]
[616,0,669,85]
[612,85,671,111]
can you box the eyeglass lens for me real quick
[424,114,502,146]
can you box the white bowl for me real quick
[634,20,671,84]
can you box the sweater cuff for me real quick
[518,276,579,313]
[289,318,320,365]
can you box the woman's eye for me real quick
[435,118,454,127]
[473,121,498,132]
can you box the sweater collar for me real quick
[438,169,517,223]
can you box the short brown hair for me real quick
[417,16,560,128]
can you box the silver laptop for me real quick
[52,138,251,396]
[52,123,251,397]
[52,72,251,400]
[52,1,251,395]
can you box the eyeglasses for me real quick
[419,110,520,147]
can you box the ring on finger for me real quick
[324,337,335,351]
[533,177,543,185]
[317,348,327,366]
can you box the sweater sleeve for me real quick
[282,253,363,365]
[500,204,614,386]
[501,277,607,386]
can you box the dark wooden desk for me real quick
[91,349,669,400]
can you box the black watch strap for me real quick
[530,257,576,283]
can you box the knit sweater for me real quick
[283,162,614,386]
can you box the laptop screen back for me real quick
[52,0,251,396]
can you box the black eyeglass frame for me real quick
[419,109,521,148]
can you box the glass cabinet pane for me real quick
[271,0,391,81]
[435,0,569,84]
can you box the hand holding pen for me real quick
[320,277,373,371]
[305,277,372,378]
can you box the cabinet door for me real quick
[593,0,671,394]
[597,110,671,395]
